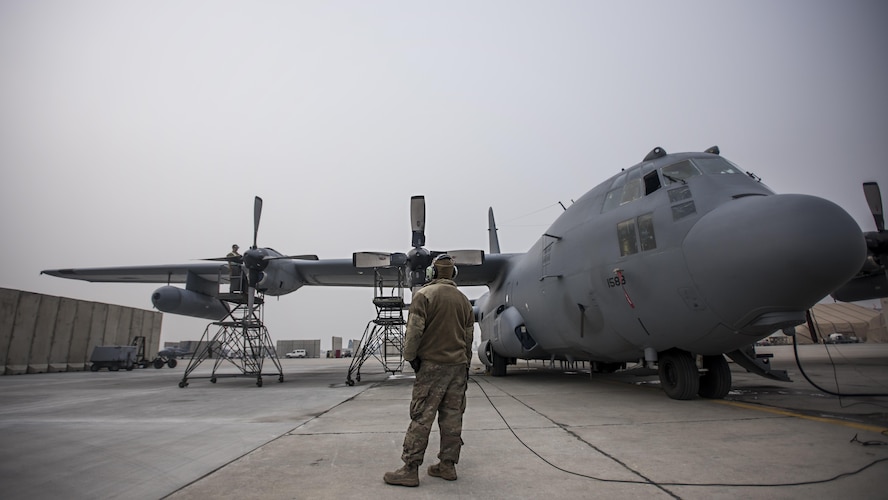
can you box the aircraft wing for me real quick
[41,263,230,284]
[451,253,516,287]
[289,259,389,287]
[288,253,516,288]
[42,253,517,290]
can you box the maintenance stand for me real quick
[347,267,407,385]
[178,291,283,388]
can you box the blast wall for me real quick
[0,288,162,374]
[276,339,322,358]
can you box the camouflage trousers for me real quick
[401,361,468,466]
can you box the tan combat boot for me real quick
[384,463,419,487]
[427,460,457,481]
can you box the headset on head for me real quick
[426,254,458,280]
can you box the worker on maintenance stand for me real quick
[227,244,241,293]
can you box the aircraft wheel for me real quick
[90,364,99,372]
[698,355,732,399]
[110,365,120,372]
[167,358,178,369]
[658,349,699,400]
[153,358,165,369]
[491,349,507,377]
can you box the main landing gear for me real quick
[657,349,732,400]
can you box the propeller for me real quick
[862,182,888,273]
[353,195,484,289]
[253,196,263,249]
[831,182,888,302]
[205,196,319,316]
[411,195,426,248]
[864,182,884,232]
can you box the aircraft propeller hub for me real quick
[243,248,269,271]
[407,247,432,271]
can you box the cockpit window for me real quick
[621,167,643,205]
[661,160,701,185]
[694,157,743,175]
[602,169,636,212]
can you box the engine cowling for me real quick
[151,286,229,320]
[491,306,546,358]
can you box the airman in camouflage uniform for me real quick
[384,255,474,487]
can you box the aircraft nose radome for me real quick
[683,194,865,330]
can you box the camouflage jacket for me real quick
[403,278,474,365]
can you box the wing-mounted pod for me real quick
[151,286,229,320]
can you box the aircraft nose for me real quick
[682,194,865,331]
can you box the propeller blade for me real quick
[446,249,485,266]
[253,196,263,248]
[263,254,319,261]
[411,195,426,248]
[863,182,884,232]
[353,252,393,268]
[202,256,244,263]
[247,286,255,316]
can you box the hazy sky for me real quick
[2,1,886,350]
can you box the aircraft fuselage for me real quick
[476,151,865,373]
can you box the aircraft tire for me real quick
[153,358,165,369]
[167,359,178,369]
[698,355,731,399]
[658,349,699,400]
[90,364,99,372]
[491,350,507,377]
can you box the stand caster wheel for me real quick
[178,380,188,388]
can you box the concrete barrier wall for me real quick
[0,288,163,374]
[276,339,322,358]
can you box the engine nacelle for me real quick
[151,286,229,320]
[490,306,545,359]
[477,339,493,366]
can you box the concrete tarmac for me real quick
[2,344,888,499]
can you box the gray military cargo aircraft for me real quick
[43,146,875,399]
